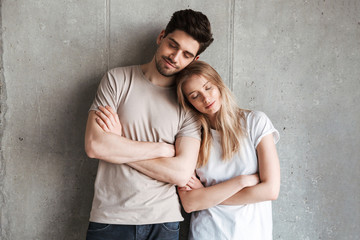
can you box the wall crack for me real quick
[0,0,9,239]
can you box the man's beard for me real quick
[155,55,180,77]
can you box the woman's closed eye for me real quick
[191,94,199,100]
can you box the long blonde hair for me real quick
[176,61,248,168]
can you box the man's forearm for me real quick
[128,157,187,185]
[85,111,174,164]
[128,137,200,186]
[86,132,171,164]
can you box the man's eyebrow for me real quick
[168,37,179,47]
[168,37,196,58]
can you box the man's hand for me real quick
[95,106,123,136]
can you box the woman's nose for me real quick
[203,95,211,104]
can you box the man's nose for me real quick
[169,50,181,63]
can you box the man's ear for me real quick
[156,30,166,45]
[194,56,200,61]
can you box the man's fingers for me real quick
[95,111,113,129]
[105,106,120,123]
[99,106,116,123]
[105,105,116,114]
[96,117,110,132]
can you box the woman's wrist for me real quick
[236,174,259,189]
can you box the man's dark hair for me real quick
[164,9,214,56]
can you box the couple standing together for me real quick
[85,9,280,240]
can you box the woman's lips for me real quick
[206,101,215,109]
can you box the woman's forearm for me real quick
[221,178,280,205]
[179,174,258,213]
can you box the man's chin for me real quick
[158,68,181,77]
[155,61,181,77]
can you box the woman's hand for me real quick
[95,106,122,136]
[236,174,260,188]
[178,172,204,191]
[187,173,204,189]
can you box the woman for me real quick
[175,60,280,240]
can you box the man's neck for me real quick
[140,59,175,88]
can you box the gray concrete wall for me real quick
[1,0,359,239]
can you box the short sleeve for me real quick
[247,111,280,148]
[176,110,201,141]
[89,69,119,112]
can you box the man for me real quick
[84,9,213,240]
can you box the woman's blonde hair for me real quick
[176,61,248,168]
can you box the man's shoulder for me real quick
[107,65,140,75]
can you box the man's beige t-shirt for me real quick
[89,65,201,225]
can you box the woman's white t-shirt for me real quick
[189,111,280,240]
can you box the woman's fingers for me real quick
[187,175,204,189]
[178,186,187,191]
[179,186,192,191]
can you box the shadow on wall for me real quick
[48,76,100,239]
[51,26,163,239]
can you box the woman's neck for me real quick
[208,114,217,129]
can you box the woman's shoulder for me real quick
[242,109,280,145]
[241,110,276,132]
[240,109,267,123]
[245,109,266,117]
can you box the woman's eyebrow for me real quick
[187,81,209,96]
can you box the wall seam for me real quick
[228,0,235,91]
[0,0,9,238]
[106,0,110,71]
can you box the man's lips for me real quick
[163,57,176,68]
